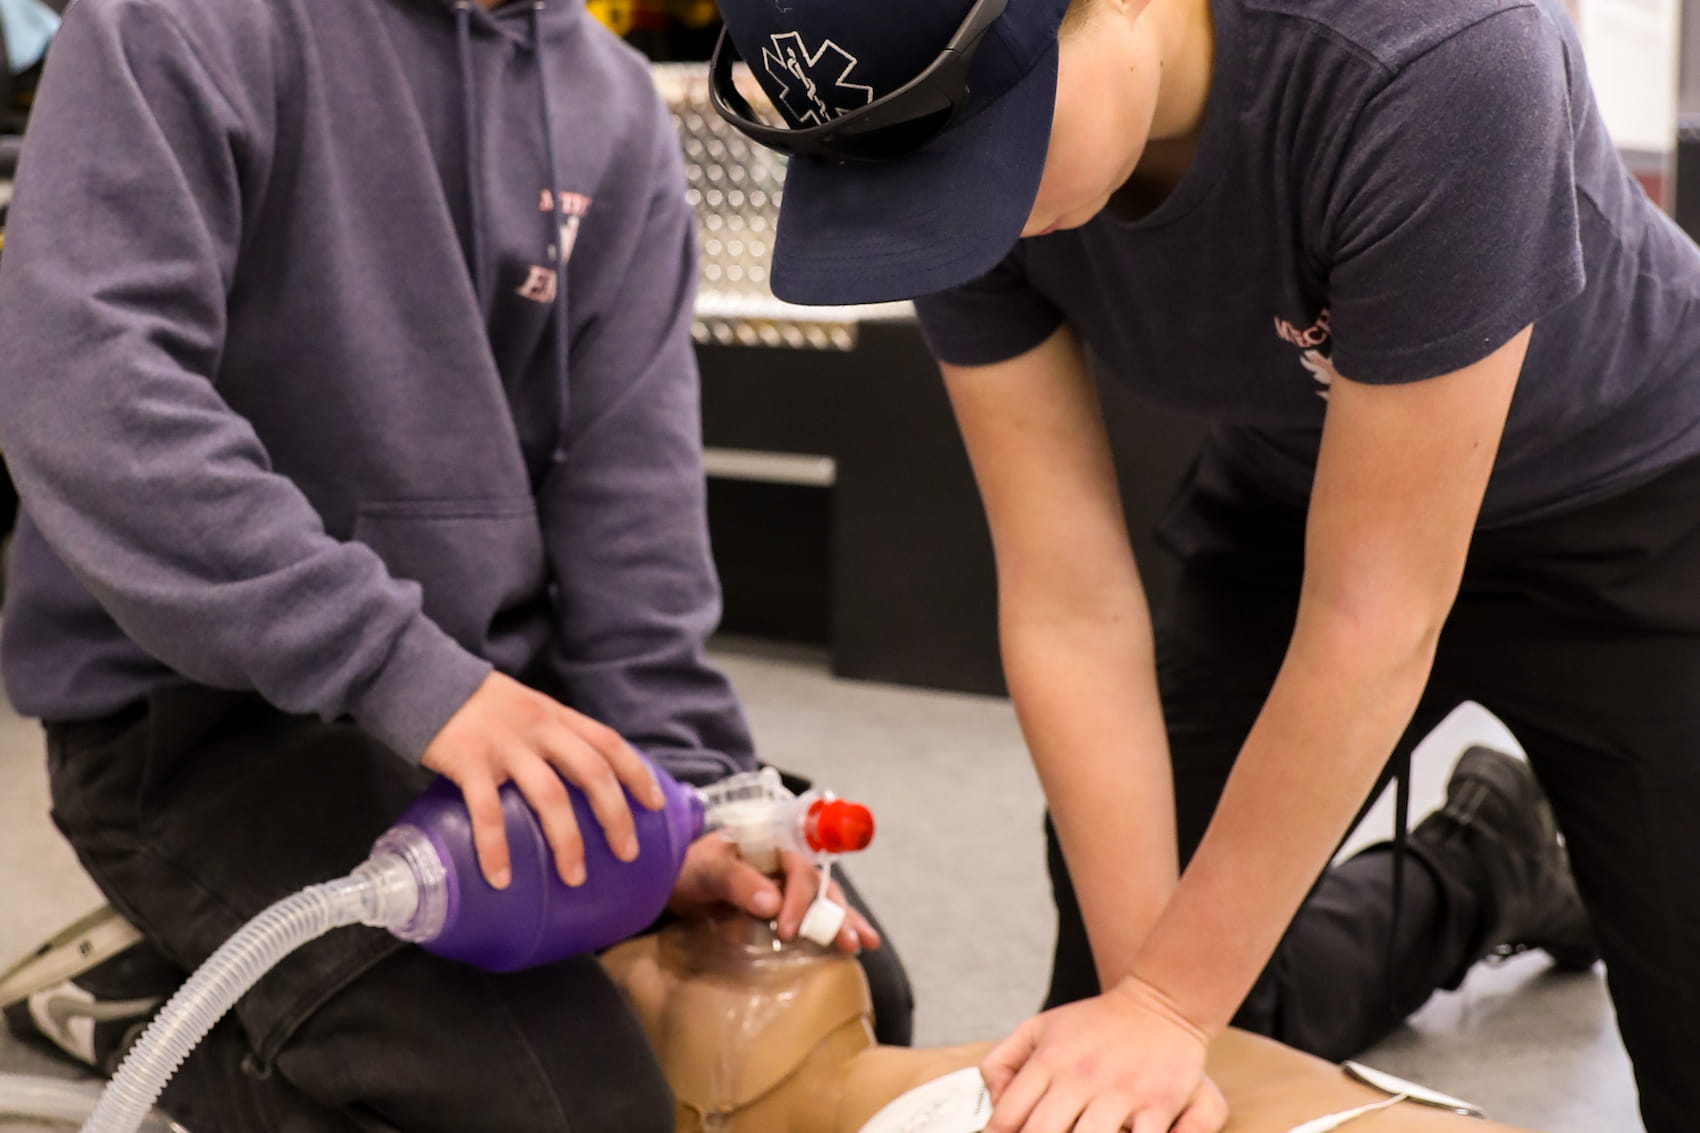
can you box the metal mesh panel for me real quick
[652,63,910,351]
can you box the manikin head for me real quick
[600,913,993,1133]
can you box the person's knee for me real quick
[834,869,916,1047]
[859,940,916,1047]
[560,1068,675,1133]
[272,947,674,1133]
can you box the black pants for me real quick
[44,686,913,1133]
[1042,443,1700,1133]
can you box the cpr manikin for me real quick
[602,826,1544,1133]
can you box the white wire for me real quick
[1283,1092,1408,1133]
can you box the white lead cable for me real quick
[1282,1092,1408,1133]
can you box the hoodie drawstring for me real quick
[453,0,573,461]
[453,0,490,311]
[530,0,572,456]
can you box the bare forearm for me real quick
[1131,612,1440,1033]
[1129,337,1530,1030]
[1003,603,1178,986]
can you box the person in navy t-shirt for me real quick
[712,0,1700,1129]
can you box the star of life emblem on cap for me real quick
[762,31,875,126]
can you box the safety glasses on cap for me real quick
[709,0,1010,164]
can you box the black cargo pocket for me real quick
[352,497,547,655]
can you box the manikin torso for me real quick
[600,915,1538,1133]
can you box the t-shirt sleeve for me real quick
[1323,5,1586,384]
[911,243,1067,366]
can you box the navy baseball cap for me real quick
[713,0,1071,307]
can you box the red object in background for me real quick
[1635,169,1671,213]
[1619,146,1673,214]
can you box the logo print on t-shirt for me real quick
[763,32,874,126]
[1273,308,1338,400]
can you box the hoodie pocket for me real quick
[352,497,547,655]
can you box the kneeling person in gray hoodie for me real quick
[0,0,909,1128]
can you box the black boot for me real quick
[1410,746,1598,983]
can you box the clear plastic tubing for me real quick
[79,856,420,1133]
[76,757,706,1133]
[0,1073,184,1131]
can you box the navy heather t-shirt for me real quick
[913,0,1700,527]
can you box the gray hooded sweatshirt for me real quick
[0,0,756,783]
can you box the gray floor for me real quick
[0,640,1640,1131]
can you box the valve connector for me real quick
[804,798,875,855]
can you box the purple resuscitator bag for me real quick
[372,760,706,971]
